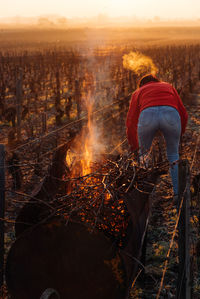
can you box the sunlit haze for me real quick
[0,0,199,19]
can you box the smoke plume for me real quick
[123,51,158,76]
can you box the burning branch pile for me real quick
[15,77,169,246]
[45,87,169,247]
[55,150,168,247]
[11,138,169,299]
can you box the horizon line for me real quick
[0,14,200,21]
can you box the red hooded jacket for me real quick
[126,81,188,150]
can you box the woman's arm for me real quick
[126,90,140,150]
[173,87,188,134]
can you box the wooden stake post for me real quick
[177,159,191,299]
[0,145,5,291]
[42,112,47,134]
[16,73,23,141]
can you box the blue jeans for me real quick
[138,106,181,195]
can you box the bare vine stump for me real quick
[7,152,22,190]
[0,145,5,292]
[42,113,47,134]
[177,159,191,299]
[16,73,23,142]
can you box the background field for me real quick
[1,26,200,298]
[0,26,200,50]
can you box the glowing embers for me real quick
[64,153,131,247]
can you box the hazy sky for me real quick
[0,0,199,19]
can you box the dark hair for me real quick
[138,74,160,88]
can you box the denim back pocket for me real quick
[163,108,180,126]
[138,109,154,127]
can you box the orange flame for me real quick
[80,97,94,176]
[66,93,95,178]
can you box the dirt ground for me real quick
[1,87,200,298]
